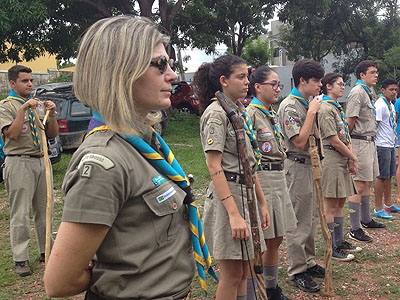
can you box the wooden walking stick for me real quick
[308,135,334,296]
[33,106,52,266]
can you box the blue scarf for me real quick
[249,97,285,152]
[8,89,40,150]
[289,87,309,108]
[322,95,351,143]
[356,79,377,128]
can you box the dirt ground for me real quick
[2,192,400,299]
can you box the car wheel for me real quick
[177,103,194,114]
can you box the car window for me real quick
[172,84,183,95]
[70,101,92,117]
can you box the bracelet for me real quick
[220,194,232,201]
[210,169,223,178]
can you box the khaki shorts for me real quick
[351,139,378,182]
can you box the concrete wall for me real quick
[0,69,60,96]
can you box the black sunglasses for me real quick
[150,55,174,74]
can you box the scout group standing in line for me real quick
[1,15,399,300]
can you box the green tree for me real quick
[176,0,278,57]
[242,36,274,68]
[0,0,189,63]
[277,0,400,80]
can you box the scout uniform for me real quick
[318,101,357,198]
[247,102,296,239]
[63,128,196,299]
[0,97,48,263]
[200,99,266,261]
[277,92,319,278]
[345,84,378,181]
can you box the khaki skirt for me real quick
[257,170,297,239]
[321,149,357,198]
[202,180,266,260]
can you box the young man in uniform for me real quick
[277,59,325,293]
[346,60,385,244]
[0,65,59,276]
[374,79,399,218]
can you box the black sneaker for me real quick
[306,264,325,278]
[361,219,386,229]
[266,285,290,300]
[290,272,320,293]
[38,253,45,263]
[332,247,355,262]
[336,240,362,253]
[348,228,373,242]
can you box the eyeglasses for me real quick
[336,82,345,88]
[150,55,174,74]
[258,81,284,90]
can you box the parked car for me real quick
[239,96,253,107]
[35,83,92,150]
[170,81,199,114]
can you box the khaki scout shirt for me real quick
[277,95,310,156]
[247,105,286,162]
[0,98,43,156]
[62,130,195,299]
[345,84,378,137]
[200,100,258,173]
[319,102,350,146]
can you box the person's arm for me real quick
[291,96,321,150]
[206,150,249,240]
[43,100,59,138]
[346,116,357,134]
[253,172,269,231]
[329,135,357,161]
[44,222,109,297]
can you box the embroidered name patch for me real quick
[152,174,166,186]
[156,187,176,203]
[78,153,115,170]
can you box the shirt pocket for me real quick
[142,181,187,245]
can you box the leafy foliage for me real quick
[242,36,274,68]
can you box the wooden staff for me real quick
[308,135,333,296]
[215,91,263,274]
[33,106,52,266]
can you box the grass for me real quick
[0,113,399,299]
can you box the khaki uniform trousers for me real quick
[284,158,319,278]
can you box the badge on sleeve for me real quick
[261,141,272,153]
[78,153,115,178]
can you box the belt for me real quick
[7,154,44,158]
[286,153,310,164]
[323,145,336,150]
[351,135,375,141]
[261,161,284,171]
[85,289,191,300]
[225,171,246,185]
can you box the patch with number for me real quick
[261,141,272,153]
[156,186,176,203]
[81,164,92,177]
[152,174,166,187]
[78,153,115,171]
